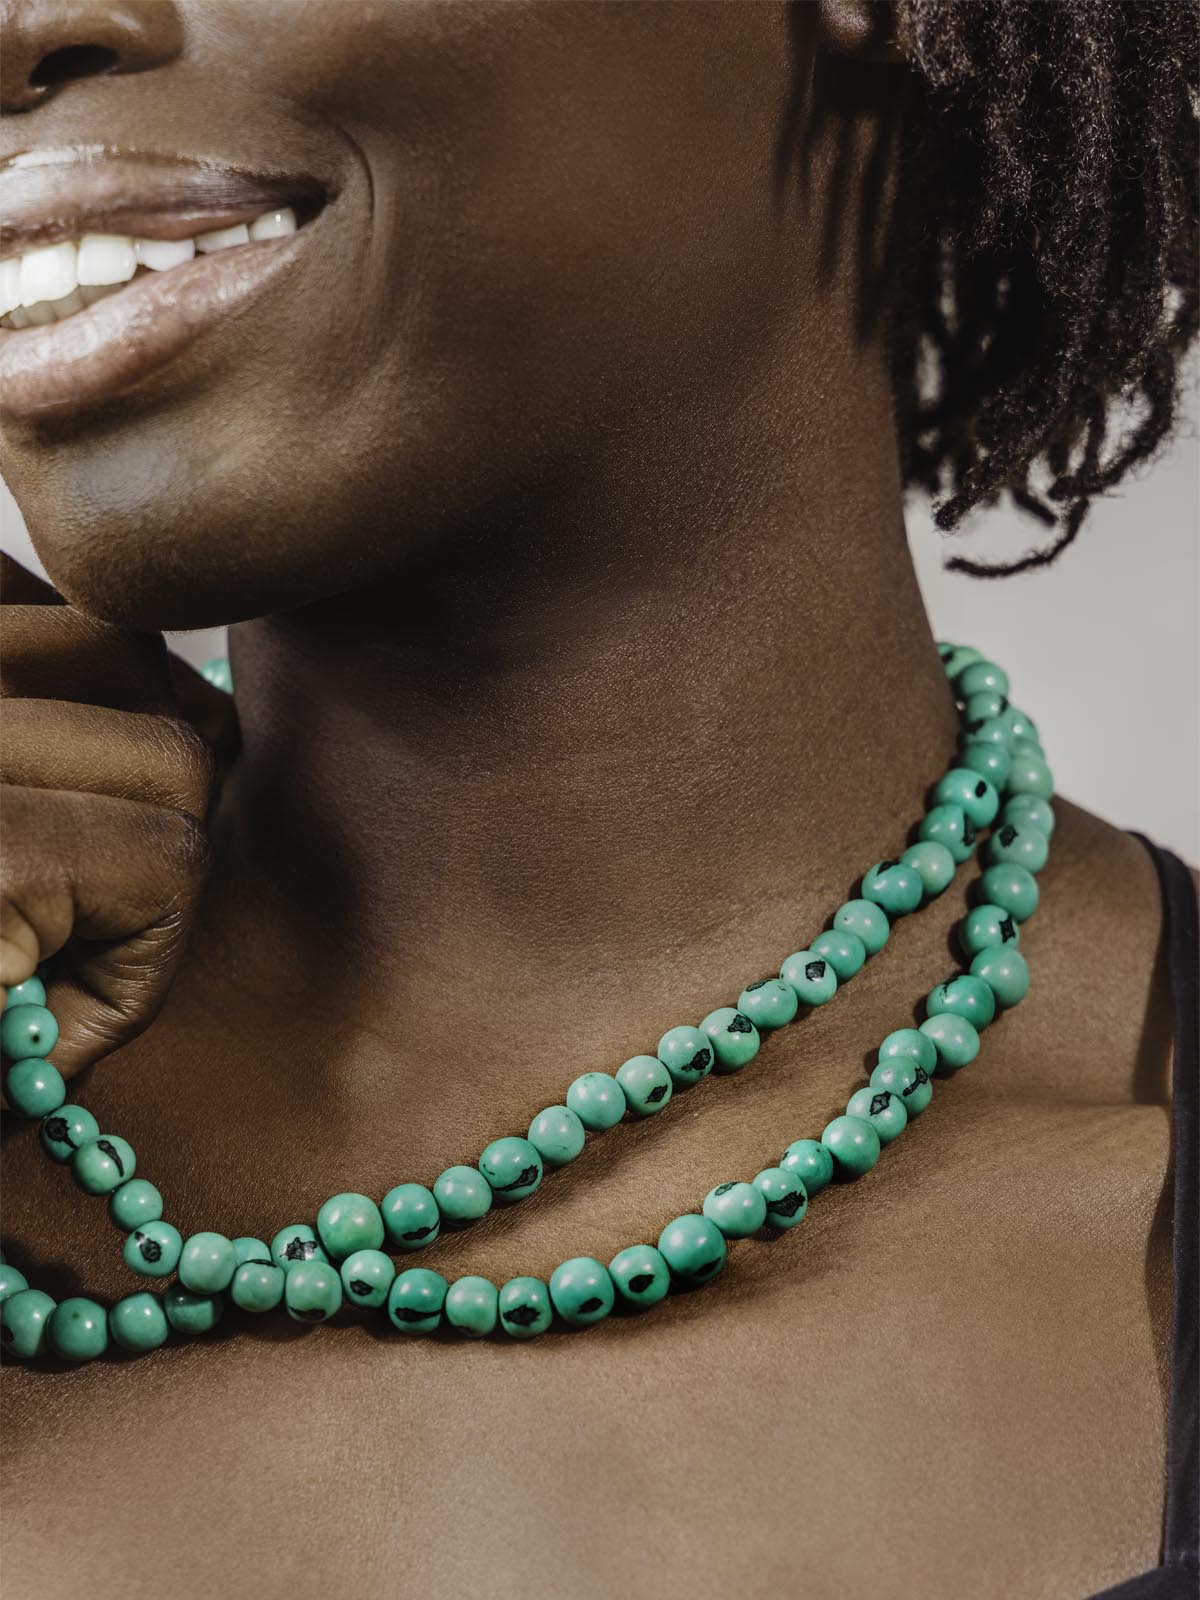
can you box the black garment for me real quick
[1086,835,1198,1599]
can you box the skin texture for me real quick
[0,3,1187,1597]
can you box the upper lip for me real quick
[0,146,329,265]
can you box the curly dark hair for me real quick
[888,0,1198,575]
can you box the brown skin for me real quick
[0,3,1185,1597]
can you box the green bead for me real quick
[860,860,923,917]
[1,1288,56,1358]
[230,1260,285,1313]
[270,1224,329,1272]
[200,656,233,692]
[988,821,1048,874]
[478,1135,544,1202]
[957,659,1009,699]
[0,1003,58,1062]
[1002,794,1055,838]
[71,1134,136,1195]
[834,898,891,955]
[123,1221,183,1279]
[978,863,1040,922]
[340,1241,396,1305]
[232,1235,272,1265]
[939,642,984,679]
[926,973,996,1029]
[963,690,1009,728]
[918,803,976,865]
[380,1183,440,1250]
[108,1292,168,1353]
[608,1245,671,1308]
[316,1191,385,1260]
[3,976,46,1009]
[809,929,866,982]
[736,978,798,1031]
[699,1007,761,1073]
[878,1027,937,1074]
[444,1275,498,1336]
[657,1214,727,1284]
[821,1114,881,1177]
[432,1165,493,1224]
[960,739,1010,792]
[752,1167,808,1229]
[615,1054,673,1116]
[387,1267,448,1334]
[919,1012,981,1072]
[109,1178,163,1231]
[780,950,838,1006]
[702,1180,767,1238]
[528,1104,587,1166]
[846,1086,908,1144]
[779,1138,834,1195]
[284,1260,342,1323]
[40,1105,98,1162]
[48,1297,108,1362]
[179,1231,236,1293]
[498,1276,553,1340]
[970,947,1030,1008]
[4,1059,65,1118]
[1006,706,1038,742]
[1007,753,1054,800]
[657,1024,716,1083]
[0,1263,29,1304]
[962,712,1011,748]
[870,1058,933,1116]
[566,1071,627,1130]
[1011,736,1044,758]
[960,904,1020,957]
[548,1258,615,1326]
[934,768,999,828]
[164,1287,224,1336]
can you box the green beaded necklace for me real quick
[0,641,1055,1362]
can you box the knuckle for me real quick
[148,713,217,791]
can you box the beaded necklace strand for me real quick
[0,642,1054,1361]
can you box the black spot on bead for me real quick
[999,915,1017,943]
[496,1164,541,1193]
[714,1182,737,1196]
[963,817,977,846]
[503,1303,541,1328]
[744,979,770,992]
[877,858,900,871]
[284,1237,318,1262]
[97,1138,125,1177]
[135,1231,162,1263]
[804,960,827,982]
[681,1048,712,1074]
[727,1013,753,1035]
[578,1297,604,1315]
[975,780,988,796]
[869,1092,891,1116]
[627,1273,655,1295]
[296,1306,327,1322]
[692,1257,722,1280]
[999,696,1009,712]
[914,1065,929,1085]
[349,1279,372,1298]
[768,1189,805,1219]
[43,1115,69,1146]
[392,1306,435,1324]
[999,824,1018,847]
[966,718,985,734]
[401,1224,436,1242]
[647,1083,669,1104]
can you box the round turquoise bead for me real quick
[528,1105,586,1166]
[699,1007,761,1073]
[926,973,996,1029]
[549,1258,615,1326]
[834,898,891,955]
[780,1138,834,1196]
[230,1260,285,1313]
[498,1276,553,1340]
[316,1192,385,1260]
[960,739,1010,791]
[877,1027,937,1074]
[970,946,1030,1008]
[960,904,1021,957]
[736,978,798,1031]
[934,768,999,828]
[179,1232,236,1293]
[978,862,1040,922]
[702,1181,767,1239]
[72,1134,136,1195]
[444,1275,498,1336]
[957,659,1009,699]
[123,1221,183,1280]
[918,803,976,864]
[870,1058,933,1116]
[164,1287,224,1336]
[1,1288,56,1358]
[566,1071,627,1130]
[479,1136,543,1202]
[963,690,1008,728]
[1007,753,1054,799]
[919,1012,981,1072]
[432,1165,493,1224]
[657,1024,716,1083]
[608,1245,671,1308]
[821,1114,881,1177]
[340,1249,395,1308]
[200,656,233,692]
[285,1260,342,1324]
[658,1214,727,1284]
[48,1297,108,1362]
[109,1292,169,1353]
[1002,794,1055,838]
[962,712,1011,748]
[40,1105,99,1162]
[1006,706,1039,743]
[752,1167,808,1230]
[232,1235,272,1265]
[109,1178,163,1232]
[4,1059,65,1118]
[3,976,46,1009]
[901,839,957,897]
[388,1268,448,1335]
[860,859,923,917]
[271,1224,329,1271]
[380,1183,440,1251]
[780,950,838,1006]
[0,1263,29,1304]
[809,929,866,982]
[940,642,984,679]
[0,1003,58,1062]
[988,822,1048,874]
[615,1054,673,1116]
[846,1086,908,1144]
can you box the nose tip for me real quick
[0,0,183,115]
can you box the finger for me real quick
[0,550,65,606]
[0,604,177,715]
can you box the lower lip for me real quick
[0,228,311,422]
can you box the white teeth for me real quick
[0,257,18,317]
[134,235,196,271]
[195,223,250,254]
[248,207,296,241]
[77,233,137,286]
[18,241,77,307]
[79,282,124,306]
